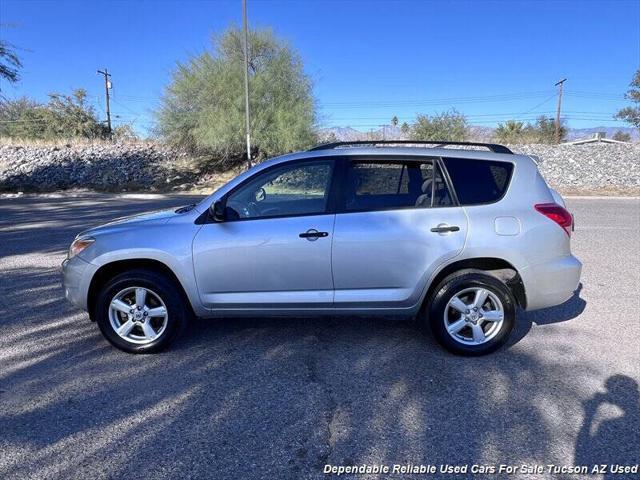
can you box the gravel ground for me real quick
[0,195,638,480]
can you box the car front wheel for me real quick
[425,270,516,356]
[94,269,188,353]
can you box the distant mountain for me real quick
[317,127,368,142]
[565,126,638,141]
[318,125,404,142]
[467,126,495,142]
[319,125,638,142]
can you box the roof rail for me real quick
[309,140,513,155]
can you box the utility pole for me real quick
[554,78,566,144]
[97,68,112,136]
[242,0,252,169]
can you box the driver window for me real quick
[225,161,334,220]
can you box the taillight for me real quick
[534,203,573,236]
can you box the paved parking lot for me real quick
[0,194,638,479]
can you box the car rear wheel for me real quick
[424,270,516,356]
[95,269,188,353]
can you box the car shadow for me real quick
[509,283,586,347]
[180,281,587,355]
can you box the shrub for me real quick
[0,89,108,140]
[156,27,317,170]
[409,110,468,141]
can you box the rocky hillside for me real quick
[0,141,638,195]
[0,142,197,192]
[508,143,639,194]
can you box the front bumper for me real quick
[520,254,582,311]
[62,255,97,311]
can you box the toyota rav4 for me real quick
[62,141,582,355]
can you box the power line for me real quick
[521,93,558,116]
[322,110,617,122]
[318,90,556,106]
[100,89,627,104]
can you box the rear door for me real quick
[331,157,467,309]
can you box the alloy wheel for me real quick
[108,287,168,345]
[443,287,505,345]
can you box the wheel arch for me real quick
[422,257,527,310]
[87,258,195,321]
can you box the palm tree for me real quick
[494,120,524,143]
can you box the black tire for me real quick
[422,269,516,356]
[94,268,189,354]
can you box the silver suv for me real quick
[62,141,582,355]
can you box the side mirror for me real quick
[209,200,226,222]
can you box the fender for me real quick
[417,252,527,311]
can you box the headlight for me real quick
[68,237,95,259]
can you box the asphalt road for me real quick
[1,194,638,480]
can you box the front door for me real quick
[331,157,468,309]
[193,159,336,310]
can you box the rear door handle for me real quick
[430,225,460,233]
[299,229,329,241]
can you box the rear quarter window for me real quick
[443,157,514,205]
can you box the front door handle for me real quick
[430,224,460,233]
[299,229,329,241]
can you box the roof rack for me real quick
[308,140,513,155]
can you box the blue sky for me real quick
[1,0,639,135]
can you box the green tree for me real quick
[400,121,410,136]
[44,89,108,139]
[0,97,37,137]
[0,40,22,91]
[615,70,640,130]
[612,130,631,142]
[532,115,566,144]
[409,109,468,141]
[494,120,525,143]
[0,89,107,140]
[156,27,317,169]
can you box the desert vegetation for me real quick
[493,116,568,144]
[155,27,317,170]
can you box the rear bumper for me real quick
[62,255,97,311]
[521,254,582,311]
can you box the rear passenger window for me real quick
[345,160,452,211]
[351,163,409,195]
[442,158,513,205]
